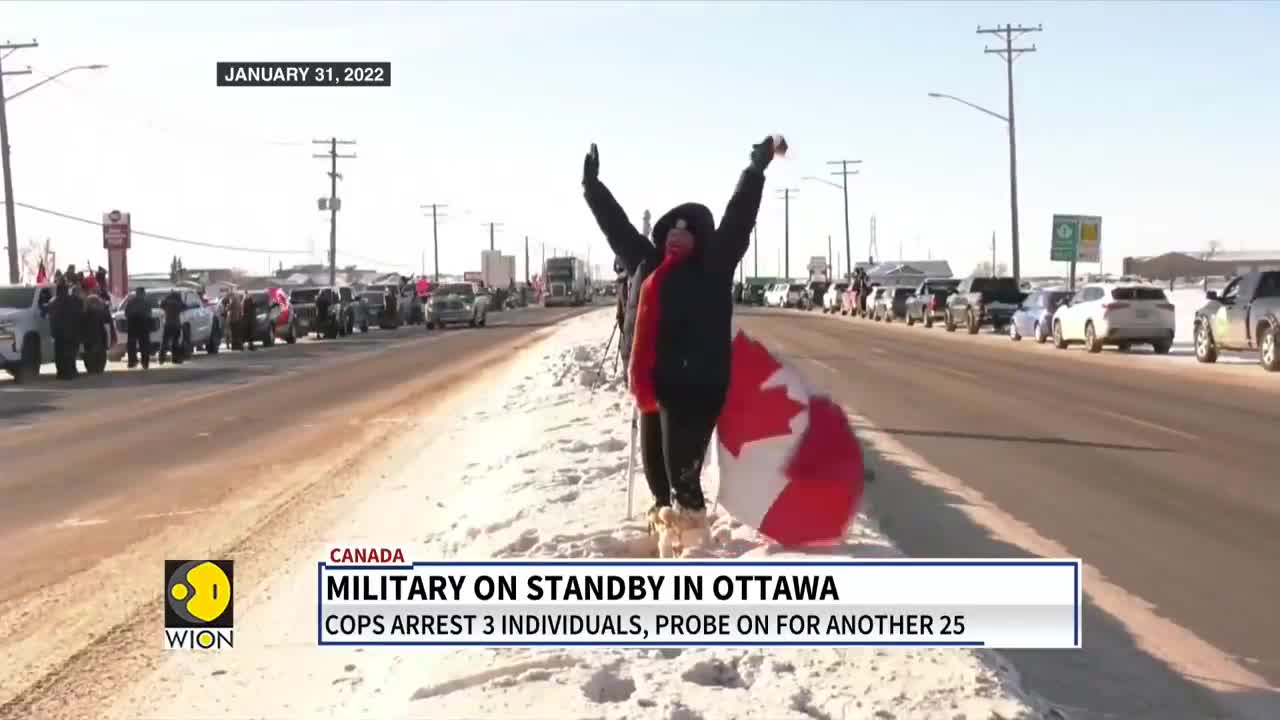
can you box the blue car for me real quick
[1009,289,1074,343]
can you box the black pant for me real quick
[640,403,720,512]
[53,336,79,379]
[127,321,151,368]
[242,317,256,350]
[160,325,183,363]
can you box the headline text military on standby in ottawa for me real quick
[325,573,841,602]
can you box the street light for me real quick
[1,63,108,283]
[928,90,1021,283]
[5,64,108,102]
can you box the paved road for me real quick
[0,304,591,604]
[736,307,1280,719]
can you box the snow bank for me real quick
[105,308,1055,720]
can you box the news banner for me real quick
[318,549,1081,649]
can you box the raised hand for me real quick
[750,135,787,172]
[583,143,600,185]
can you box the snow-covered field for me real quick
[103,307,1057,720]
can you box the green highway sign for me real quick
[1050,214,1102,263]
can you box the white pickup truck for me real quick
[110,287,219,361]
[0,285,55,382]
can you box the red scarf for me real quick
[629,246,690,412]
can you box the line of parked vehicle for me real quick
[1,279,508,383]
[752,269,1280,372]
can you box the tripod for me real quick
[591,314,625,388]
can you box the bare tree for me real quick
[1202,239,1224,261]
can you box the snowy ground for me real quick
[103,307,1058,720]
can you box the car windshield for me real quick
[969,278,1020,292]
[895,288,914,297]
[290,289,320,304]
[1045,291,1074,307]
[362,292,385,303]
[789,284,805,292]
[832,283,849,292]
[0,287,35,309]
[126,292,175,310]
[1112,286,1167,301]
[437,284,475,298]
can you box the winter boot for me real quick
[646,504,666,536]
[655,506,710,558]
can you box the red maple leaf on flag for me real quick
[717,331,808,457]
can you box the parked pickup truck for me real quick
[1194,270,1280,371]
[944,276,1027,334]
[0,285,54,382]
[904,278,961,328]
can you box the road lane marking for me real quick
[936,366,979,380]
[844,409,1274,714]
[870,347,888,355]
[1092,408,1201,442]
[55,517,108,529]
[806,358,838,374]
[136,508,213,521]
[195,432,211,438]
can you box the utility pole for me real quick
[0,40,37,284]
[312,137,356,287]
[827,235,833,273]
[978,22,1041,286]
[991,230,997,277]
[420,203,446,284]
[524,235,530,285]
[826,159,861,282]
[777,188,798,279]
[482,222,503,251]
[869,215,879,262]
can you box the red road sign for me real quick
[103,210,131,250]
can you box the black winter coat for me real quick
[584,166,764,411]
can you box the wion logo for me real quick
[164,560,234,650]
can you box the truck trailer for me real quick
[543,257,589,307]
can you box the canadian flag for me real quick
[715,331,866,546]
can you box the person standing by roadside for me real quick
[48,282,81,380]
[227,292,244,350]
[241,292,258,352]
[124,288,152,369]
[384,286,398,326]
[80,290,111,373]
[159,289,185,364]
[582,136,778,555]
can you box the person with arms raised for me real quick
[582,135,783,556]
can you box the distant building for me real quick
[864,260,954,286]
[1122,251,1280,281]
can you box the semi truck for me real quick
[543,257,589,307]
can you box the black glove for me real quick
[583,143,600,185]
[750,135,779,172]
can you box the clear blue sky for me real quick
[3,0,1277,281]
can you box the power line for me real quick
[826,159,861,280]
[312,137,356,286]
[421,203,447,283]
[977,22,1041,285]
[1,38,38,283]
[482,221,503,251]
[0,199,308,254]
[776,188,798,279]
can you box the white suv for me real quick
[110,287,218,361]
[1052,283,1176,354]
[0,285,55,382]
